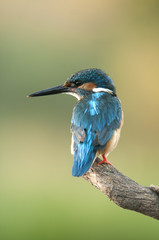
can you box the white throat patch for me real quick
[93,88,113,94]
[65,92,80,100]
[65,87,114,100]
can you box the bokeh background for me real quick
[1,0,159,239]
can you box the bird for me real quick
[28,68,123,177]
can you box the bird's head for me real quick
[28,69,116,99]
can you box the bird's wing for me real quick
[71,93,122,177]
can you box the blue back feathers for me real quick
[71,92,121,177]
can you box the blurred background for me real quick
[1,0,159,239]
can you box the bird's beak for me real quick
[27,84,71,98]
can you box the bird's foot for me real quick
[98,155,113,166]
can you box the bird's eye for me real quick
[74,80,82,86]
[70,80,81,87]
[71,83,76,87]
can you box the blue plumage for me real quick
[72,127,97,176]
[71,92,121,176]
[28,68,123,177]
[68,69,116,93]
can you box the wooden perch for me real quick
[83,158,159,220]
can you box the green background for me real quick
[1,0,159,239]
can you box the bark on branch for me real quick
[83,158,159,220]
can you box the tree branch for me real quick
[83,158,159,220]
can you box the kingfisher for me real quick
[28,69,123,177]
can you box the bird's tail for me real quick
[72,143,97,177]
